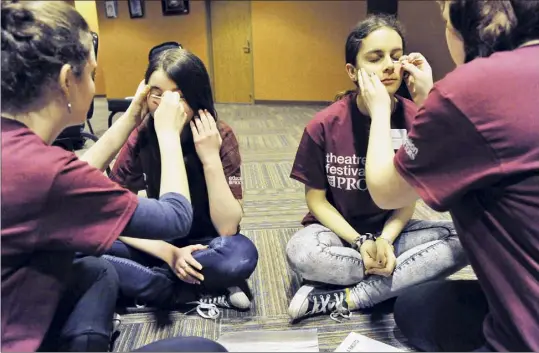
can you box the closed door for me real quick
[210,0,253,103]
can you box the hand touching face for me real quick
[146,69,194,126]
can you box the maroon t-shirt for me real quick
[395,45,539,351]
[1,118,138,352]
[291,93,417,233]
[110,117,242,244]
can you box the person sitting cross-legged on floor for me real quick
[104,48,258,319]
[285,15,468,323]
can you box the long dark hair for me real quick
[145,48,217,120]
[141,48,216,195]
[335,14,406,101]
[442,0,539,63]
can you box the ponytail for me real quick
[334,89,356,102]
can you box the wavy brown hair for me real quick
[1,1,91,114]
[440,0,539,63]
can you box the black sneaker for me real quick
[288,285,353,323]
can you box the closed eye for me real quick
[150,92,185,100]
[368,56,401,63]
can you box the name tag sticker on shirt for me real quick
[391,129,407,150]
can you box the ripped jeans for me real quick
[286,220,468,309]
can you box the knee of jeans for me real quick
[204,235,258,281]
[99,260,119,294]
[209,234,256,254]
[78,256,119,285]
[286,237,321,278]
[71,257,119,305]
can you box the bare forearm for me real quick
[365,110,419,209]
[80,113,136,171]
[379,203,415,244]
[157,132,191,202]
[118,236,174,263]
[365,109,397,204]
[309,200,361,245]
[203,158,243,236]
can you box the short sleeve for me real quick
[41,154,139,254]
[290,127,328,190]
[394,88,503,211]
[220,130,243,199]
[110,130,146,193]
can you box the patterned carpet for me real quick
[85,100,476,351]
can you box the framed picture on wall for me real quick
[104,0,118,19]
[161,0,189,16]
[128,0,144,18]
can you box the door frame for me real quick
[205,0,255,104]
[204,0,215,101]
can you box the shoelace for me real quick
[309,292,352,323]
[329,305,352,323]
[185,295,230,320]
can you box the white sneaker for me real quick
[227,286,251,310]
[186,286,252,319]
[112,313,122,332]
[109,313,122,351]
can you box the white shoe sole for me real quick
[288,285,315,320]
[227,286,251,310]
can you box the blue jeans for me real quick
[39,256,119,352]
[103,234,258,307]
[394,280,491,352]
[133,337,227,352]
[286,220,468,309]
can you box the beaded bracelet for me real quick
[352,232,377,250]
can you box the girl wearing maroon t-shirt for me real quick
[359,1,539,351]
[287,15,468,323]
[0,2,225,352]
[104,48,258,318]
